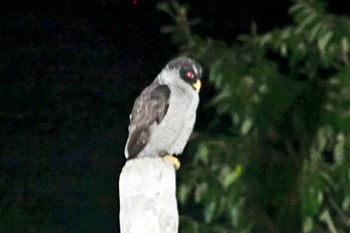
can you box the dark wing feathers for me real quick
[126,80,170,159]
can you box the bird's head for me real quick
[161,57,202,92]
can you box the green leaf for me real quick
[295,12,317,34]
[209,60,226,89]
[280,43,288,57]
[334,133,345,163]
[341,37,349,54]
[309,22,323,41]
[318,31,333,56]
[204,201,216,223]
[260,33,273,46]
[195,183,208,203]
[222,170,240,189]
[178,184,191,205]
[303,217,314,233]
[343,196,350,210]
[241,118,253,135]
[319,209,337,233]
[301,187,323,216]
[196,143,209,164]
[229,206,240,227]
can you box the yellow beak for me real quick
[192,79,202,92]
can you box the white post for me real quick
[119,157,178,233]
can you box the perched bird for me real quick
[124,56,202,168]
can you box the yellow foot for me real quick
[163,155,181,170]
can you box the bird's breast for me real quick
[138,87,199,157]
[155,89,198,143]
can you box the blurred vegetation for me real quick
[157,0,350,232]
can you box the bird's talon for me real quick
[163,155,181,170]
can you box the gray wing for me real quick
[125,80,170,159]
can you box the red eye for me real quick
[187,71,194,79]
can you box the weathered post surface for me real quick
[119,157,178,233]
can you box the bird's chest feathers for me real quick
[144,85,199,155]
[160,88,198,130]
[171,88,196,116]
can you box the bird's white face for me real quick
[177,61,202,92]
[159,57,203,93]
[159,69,199,94]
[180,67,202,92]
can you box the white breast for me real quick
[137,75,199,158]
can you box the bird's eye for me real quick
[187,71,194,79]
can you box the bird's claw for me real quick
[163,155,180,170]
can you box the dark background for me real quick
[0,0,348,232]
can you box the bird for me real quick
[124,56,202,169]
